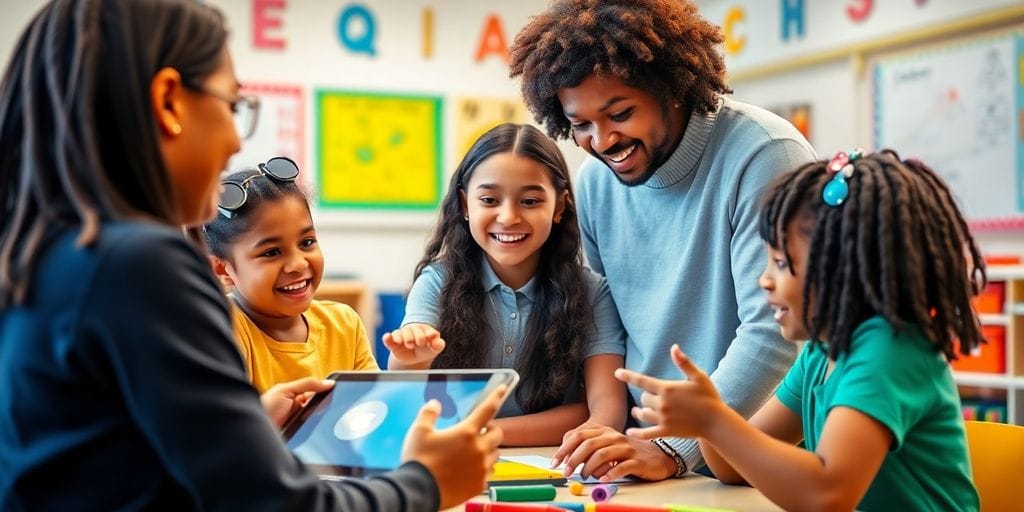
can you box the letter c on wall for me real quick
[723,6,747,55]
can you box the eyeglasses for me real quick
[217,156,300,218]
[184,82,261,140]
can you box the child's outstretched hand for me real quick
[383,323,446,369]
[615,344,725,439]
[401,385,506,510]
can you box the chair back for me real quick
[963,420,1024,511]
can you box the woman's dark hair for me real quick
[203,169,311,259]
[0,0,228,307]
[509,0,731,140]
[417,123,590,414]
[759,150,986,360]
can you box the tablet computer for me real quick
[282,369,518,478]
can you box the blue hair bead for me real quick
[823,147,863,206]
[823,174,849,206]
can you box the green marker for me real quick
[489,484,558,502]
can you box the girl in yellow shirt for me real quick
[204,157,377,393]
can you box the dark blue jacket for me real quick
[0,221,438,511]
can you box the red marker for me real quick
[464,502,573,512]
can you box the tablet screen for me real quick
[283,371,510,477]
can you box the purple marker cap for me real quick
[590,483,619,502]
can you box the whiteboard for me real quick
[873,32,1024,229]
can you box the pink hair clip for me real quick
[823,148,864,206]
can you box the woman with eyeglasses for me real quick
[0,1,503,510]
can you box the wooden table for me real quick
[454,447,783,511]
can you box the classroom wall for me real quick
[0,0,582,295]
[209,0,587,295]
[698,0,1024,259]
[1,1,1021,313]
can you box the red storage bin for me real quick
[972,281,1005,314]
[951,325,1006,374]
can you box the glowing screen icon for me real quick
[333,400,388,440]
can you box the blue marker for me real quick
[546,503,585,512]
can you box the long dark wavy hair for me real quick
[759,150,986,360]
[509,0,731,140]
[0,0,227,307]
[416,123,590,414]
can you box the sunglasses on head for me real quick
[217,156,300,218]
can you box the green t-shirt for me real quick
[776,316,979,511]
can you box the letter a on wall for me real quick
[475,14,509,64]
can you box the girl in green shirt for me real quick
[615,150,981,511]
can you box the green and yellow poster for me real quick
[317,90,442,209]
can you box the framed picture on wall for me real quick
[767,102,812,144]
[228,83,305,180]
[453,96,528,156]
[316,90,443,210]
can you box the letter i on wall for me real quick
[422,7,434,59]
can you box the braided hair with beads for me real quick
[758,149,986,360]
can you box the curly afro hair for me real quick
[509,0,731,140]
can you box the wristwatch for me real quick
[651,437,688,478]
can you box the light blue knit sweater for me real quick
[575,96,816,470]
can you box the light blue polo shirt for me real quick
[402,260,627,417]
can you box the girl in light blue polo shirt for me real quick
[385,123,627,446]
[617,150,980,511]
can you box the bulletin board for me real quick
[873,31,1024,230]
[454,96,528,156]
[316,90,443,210]
[227,83,305,179]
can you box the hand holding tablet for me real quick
[403,383,508,510]
[281,369,518,509]
[260,377,337,428]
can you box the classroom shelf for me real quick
[314,278,379,336]
[953,372,1024,388]
[979,314,1010,326]
[953,265,1024,425]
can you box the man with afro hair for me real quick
[511,0,815,480]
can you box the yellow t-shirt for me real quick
[230,299,379,393]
